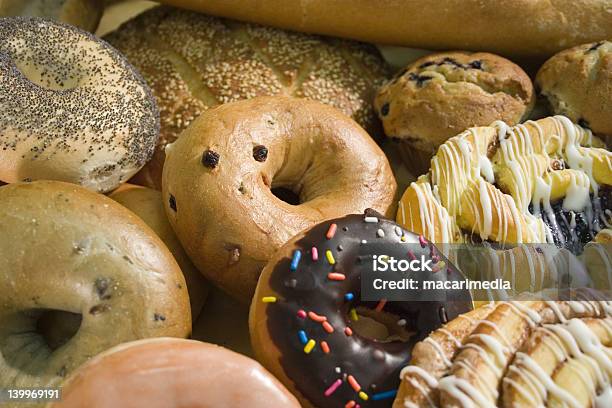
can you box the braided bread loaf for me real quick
[394,298,612,407]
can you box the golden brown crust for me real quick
[47,338,300,408]
[109,184,209,319]
[157,0,612,57]
[106,6,390,189]
[396,300,612,407]
[537,41,612,138]
[375,52,534,157]
[0,181,191,394]
[162,96,396,300]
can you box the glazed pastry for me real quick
[394,298,612,407]
[48,338,300,408]
[0,0,103,31]
[537,41,612,139]
[0,17,159,192]
[397,116,610,249]
[375,52,534,174]
[0,181,190,404]
[162,96,397,299]
[106,6,390,189]
[109,184,209,319]
[250,211,473,408]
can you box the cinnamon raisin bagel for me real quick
[0,181,191,402]
[162,96,396,300]
[0,17,159,192]
[394,298,612,407]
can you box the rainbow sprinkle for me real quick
[345,401,356,408]
[326,223,338,239]
[371,389,398,401]
[358,391,369,401]
[308,311,327,322]
[326,250,335,265]
[364,216,378,223]
[297,309,307,319]
[261,296,277,303]
[432,260,446,273]
[375,299,387,312]
[311,247,319,261]
[290,250,302,271]
[350,308,359,321]
[322,321,334,333]
[344,327,353,336]
[304,339,316,354]
[344,292,354,301]
[328,272,346,281]
[298,330,308,345]
[321,341,330,354]
[324,379,342,397]
[347,375,361,392]
[419,235,427,248]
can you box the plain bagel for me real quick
[162,96,397,300]
[0,17,159,192]
[0,181,191,401]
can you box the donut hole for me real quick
[349,305,415,343]
[271,186,301,206]
[0,309,82,374]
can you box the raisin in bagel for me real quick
[0,181,190,403]
[162,96,396,300]
[106,6,390,189]
[48,338,300,408]
[394,298,612,407]
[0,17,159,192]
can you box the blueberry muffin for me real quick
[375,52,534,175]
[536,41,612,140]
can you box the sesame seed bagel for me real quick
[0,17,159,192]
[0,181,190,405]
[162,96,397,300]
[106,6,390,190]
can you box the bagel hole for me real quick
[271,187,301,205]
[13,59,81,91]
[0,309,82,374]
[349,303,415,343]
[36,310,82,351]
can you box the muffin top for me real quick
[536,40,612,137]
[375,51,534,151]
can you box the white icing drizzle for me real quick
[438,376,496,408]
[424,337,452,368]
[400,365,439,388]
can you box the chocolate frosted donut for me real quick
[163,96,396,299]
[0,17,159,192]
[250,211,473,408]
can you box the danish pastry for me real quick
[537,41,612,140]
[106,6,390,189]
[394,298,612,407]
[162,96,396,299]
[375,52,534,174]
